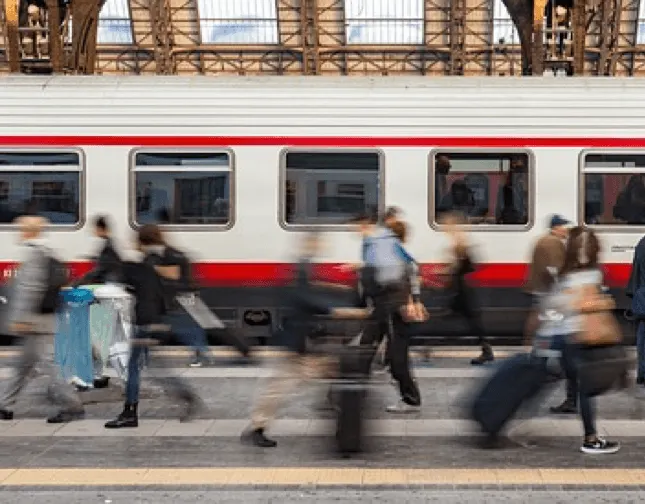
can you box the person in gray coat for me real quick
[0,216,84,423]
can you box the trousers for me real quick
[251,354,333,430]
[125,328,195,405]
[0,335,83,412]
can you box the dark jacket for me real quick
[121,255,166,326]
[284,258,332,354]
[627,235,645,299]
[146,244,195,313]
[525,233,566,295]
[73,237,122,286]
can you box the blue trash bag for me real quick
[54,288,95,387]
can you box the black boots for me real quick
[0,409,13,420]
[241,428,277,448]
[105,403,139,429]
[471,344,495,366]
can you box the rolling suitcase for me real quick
[471,353,548,438]
[334,346,372,456]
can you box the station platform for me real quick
[0,345,643,503]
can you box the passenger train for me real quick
[0,75,644,343]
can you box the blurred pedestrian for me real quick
[241,232,370,447]
[0,216,84,423]
[438,212,493,365]
[105,225,202,429]
[524,214,570,345]
[72,214,123,287]
[545,227,620,454]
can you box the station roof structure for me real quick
[2,0,645,76]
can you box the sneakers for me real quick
[189,351,215,368]
[550,400,577,414]
[386,400,421,414]
[581,437,620,455]
[241,427,277,448]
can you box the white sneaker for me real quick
[580,437,620,455]
[386,401,421,414]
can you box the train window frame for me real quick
[579,149,645,233]
[278,148,385,231]
[428,148,535,232]
[0,148,86,231]
[128,148,236,231]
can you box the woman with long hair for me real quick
[547,227,620,454]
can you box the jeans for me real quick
[125,327,194,405]
[164,311,209,355]
[637,321,645,381]
[551,334,596,437]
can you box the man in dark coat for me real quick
[627,234,645,385]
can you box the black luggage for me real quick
[334,346,372,456]
[471,353,548,437]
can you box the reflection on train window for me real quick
[0,151,82,225]
[132,151,232,226]
[283,151,381,225]
[431,151,530,226]
[582,153,645,225]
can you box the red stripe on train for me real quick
[1,136,645,148]
[0,262,633,289]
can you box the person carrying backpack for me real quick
[0,216,84,424]
[105,225,201,429]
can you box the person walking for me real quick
[241,232,370,447]
[0,216,85,424]
[104,225,202,429]
[439,212,493,365]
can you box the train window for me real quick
[430,151,531,228]
[0,151,83,227]
[582,152,645,226]
[281,150,382,228]
[130,151,233,228]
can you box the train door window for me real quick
[430,150,532,228]
[130,150,234,229]
[581,152,645,227]
[281,150,382,228]
[0,151,83,227]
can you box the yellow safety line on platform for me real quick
[1,468,645,486]
[0,349,515,359]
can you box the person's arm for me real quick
[394,242,421,301]
[10,248,48,330]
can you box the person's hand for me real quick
[403,302,428,322]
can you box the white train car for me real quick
[0,75,643,342]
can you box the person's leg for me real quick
[386,313,421,413]
[244,354,303,447]
[38,336,85,423]
[637,321,645,384]
[0,335,40,419]
[572,345,620,454]
[458,293,493,365]
[105,340,144,428]
[550,334,578,414]
[165,312,211,367]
